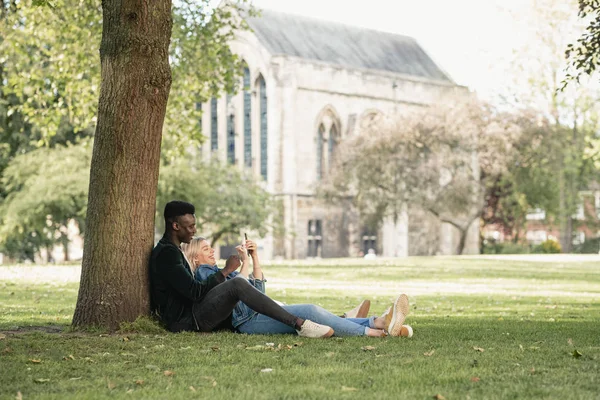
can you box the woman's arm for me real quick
[245,239,263,280]
[236,244,250,279]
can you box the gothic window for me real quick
[210,97,218,151]
[258,75,268,180]
[307,219,323,257]
[243,66,252,168]
[316,125,325,181]
[226,94,235,164]
[328,124,339,169]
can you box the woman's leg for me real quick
[193,278,299,332]
[238,304,371,337]
[347,317,377,328]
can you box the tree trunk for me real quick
[72,0,172,330]
[456,226,468,255]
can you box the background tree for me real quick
[156,158,276,247]
[324,98,521,255]
[564,0,600,85]
[0,141,90,261]
[500,0,600,252]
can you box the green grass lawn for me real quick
[1,255,599,399]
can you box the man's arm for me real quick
[156,247,225,302]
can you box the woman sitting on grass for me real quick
[182,236,412,337]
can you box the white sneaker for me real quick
[384,294,410,337]
[343,300,371,318]
[296,320,334,338]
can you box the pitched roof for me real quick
[245,8,452,83]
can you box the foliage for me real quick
[574,236,600,253]
[2,257,600,398]
[156,157,276,246]
[324,97,522,254]
[481,239,531,255]
[0,141,91,261]
[0,0,254,152]
[564,0,600,86]
[533,239,562,253]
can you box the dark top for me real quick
[149,235,225,332]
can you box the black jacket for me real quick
[149,235,225,332]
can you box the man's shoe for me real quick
[384,294,410,336]
[343,300,371,318]
[296,320,334,338]
[399,324,413,338]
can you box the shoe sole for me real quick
[355,300,371,318]
[387,294,410,336]
[321,328,334,338]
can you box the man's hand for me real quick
[222,255,241,277]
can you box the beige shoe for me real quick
[343,300,371,318]
[400,325,413,338]
[296,320,334,338]
[384,294,410,336]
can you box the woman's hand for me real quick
[245,240,258,257]
[236,245,249,262]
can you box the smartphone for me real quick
[244,233,253,256]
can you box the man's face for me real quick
[173,214,197,244]
[196,240,216,266]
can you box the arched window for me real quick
[316,124,325,181]
[226,94,235,164]
[243,65,252,168]
[210,97,218,151]
[328,124,339,168]
[258,75,268,180]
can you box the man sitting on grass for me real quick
[149,200,334,338]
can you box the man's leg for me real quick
[193,279,333,338]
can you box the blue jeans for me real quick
[236,304,376,336]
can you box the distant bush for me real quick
[533,239,562,254]
[482,240,530,254]
[573,237,600,254]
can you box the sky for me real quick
[236,0,538,100]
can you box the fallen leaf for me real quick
[180,346,192,350]
[135,380,144,385]
[567,338,573,346]
[212,381,217,387]
[519,344,524,351]
[189,386,196,392]
[145,364,160,371]
[34,378,50,383]
[163,370,175,377]
[122,336,130,342]
[126,389,133,394]
[29,359,41,364]
[245,345,270,351]
[325,352,336,358]
[2,347,11,354]
[572,350,583,358]
[470,377,480,382]
[0,333,6,340]
[341,386,358,392]
[69,377,82,381]
[63,354,75,361]
[362,346,376,351]
[260,368,273,373]
[265,342,275,347]
[530,367,536,374]
[211,346,220,352]
[16,391,23,400]
[424,350,435,357]
[293,342,303,347]
[433,394,446,400]
[107,379,116,390]
[473,347,485,352]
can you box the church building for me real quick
[199,6,480,259]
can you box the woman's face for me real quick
[195,240,216,266]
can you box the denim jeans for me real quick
[236,304,376,336]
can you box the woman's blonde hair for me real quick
[181,236,206,273]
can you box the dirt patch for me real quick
[0,325,66,335]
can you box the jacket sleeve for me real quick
[156,246,225,301]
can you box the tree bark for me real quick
[72,0,172,330]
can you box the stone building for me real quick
[200,6,480,259]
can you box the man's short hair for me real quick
[164,201,195,226]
